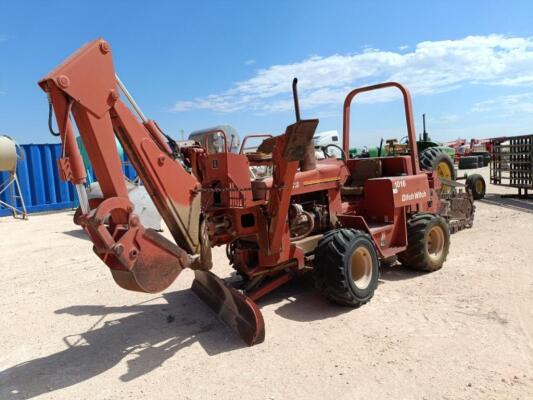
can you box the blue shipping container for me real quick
[0,143,137,217]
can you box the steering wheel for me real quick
[400,136,409,144]
[321,144,347,161]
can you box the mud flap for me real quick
[191,270,265,346]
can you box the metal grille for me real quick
[200,183,247,209]
[228,182,245,208]
[490,134,533,195]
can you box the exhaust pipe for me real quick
[292,78,316,171]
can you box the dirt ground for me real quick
[1,166,532,400]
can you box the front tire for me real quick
[398,214,450,272]
[314,229,379,307]
[466,173,486,200]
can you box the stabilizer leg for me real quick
[192,270,265,346]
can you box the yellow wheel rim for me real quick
[436,161,452,180]
[350,246,372,289]
[427,225,445,263]
[436,161,452,193]
[475,179,483,193]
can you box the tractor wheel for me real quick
[398,214,450,272]
[466,173,486,200]
[419,148,456,192]
[458,156,479,170]
[314,229,379,307]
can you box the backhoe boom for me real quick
[39,39,202,293]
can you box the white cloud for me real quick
[472,92,533,115]
[430,114,460,124]
[244,59,256,65]
[172,34,533,114]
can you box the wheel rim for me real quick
[350,246,373,289]
[436,161,453,193]
[427,225,445,263]
[475,179,483,194]
[436,161,452,180]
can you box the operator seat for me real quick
[244,136,275,162]
[341,158,383,196]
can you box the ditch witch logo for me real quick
[393,179,427,202]
[401,191,427,202]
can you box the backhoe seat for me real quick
[245,136,276,162]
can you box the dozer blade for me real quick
[192,270,265,346]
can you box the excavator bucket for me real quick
[192,270,265,346]
[109,228,190,293]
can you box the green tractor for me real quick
[349,114,456,187]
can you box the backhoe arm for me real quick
[39,39,202,293]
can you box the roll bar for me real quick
[239,134,273,154]
[342,82,420,174]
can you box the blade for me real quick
[192,270,265,346]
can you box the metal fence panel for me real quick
[490,134,533,195]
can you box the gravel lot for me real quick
[1,166,532,399]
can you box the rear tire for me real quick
[419,148,456,179]
[314,229,379,307]
[466,173,486,200]
[419,148,456,193]
[398,214,450,272]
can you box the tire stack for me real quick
[458,156,479,169]
[458,152,490,169]
[471,151,490,166]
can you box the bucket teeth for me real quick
[191,270,265,346]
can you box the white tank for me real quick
[0,135,18,172]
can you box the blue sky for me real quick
[1,0,533,148]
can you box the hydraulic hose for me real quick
[48,103,60,137]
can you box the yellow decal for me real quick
[303,177,341,186]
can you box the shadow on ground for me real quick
[0,262,433,399]
[379,264,427,282]
[0,290,244,400]
[258,276,350,322]
[480,193,533,214]
[258,265,425,323]
[62,229,90,241]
